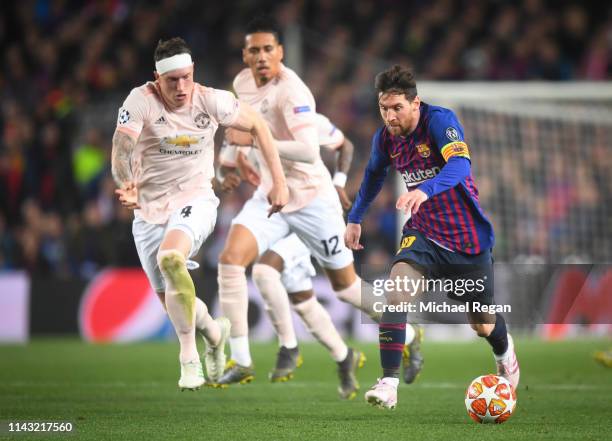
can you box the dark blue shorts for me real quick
[392,228,494,305]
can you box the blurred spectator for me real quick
[0,0,610,278]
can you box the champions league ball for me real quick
[465,374,517,424]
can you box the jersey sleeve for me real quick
[316,113,344,149]
[279,84,318,135]
[210,88,241,127]
[347,128,391,224]
[429,109,471,162]
[116,88,149,138]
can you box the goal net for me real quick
[403,82,612,264]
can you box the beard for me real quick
[387,123,407,136]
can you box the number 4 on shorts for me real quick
[181,206,192,218]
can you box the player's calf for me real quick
[158,250,200,367]
[470,312,519,388]
[252,263,298,351]
[158,250,196,325]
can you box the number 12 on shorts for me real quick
[321,235,341,256]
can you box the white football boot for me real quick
[204,317,231,383]
[178,360,205,391]
[365,378,398,409]
[495,333,520,389]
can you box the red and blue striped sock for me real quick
[379,316,407,378]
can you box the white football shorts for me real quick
[132,194,219,292]
[232,189,353,270]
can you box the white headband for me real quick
[155,53,193,75]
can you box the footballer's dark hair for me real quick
[154,37,192,62]
[375,65,417,100]
[245,15,282,43]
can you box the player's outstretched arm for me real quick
[236,151,261,186]
[111,129,140,209]
[331,136,354,211]
[336,137,354,177]
[345,130,390,249]
[229,102,288,215]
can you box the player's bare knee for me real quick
[474,323,494,337]
[157,249,185,274]
[289,290,314,304]
[258,251,284,272]
[219,247,246,266]
[325,265,357,291]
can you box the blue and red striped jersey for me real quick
[348,102,494,255]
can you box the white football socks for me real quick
[334,276,382,322]
[405,323,416,346]
[229,336,252,367]
[293,296,348,362]
[252,264,298,349]
[218,264,249,338]
[195,297,220,346]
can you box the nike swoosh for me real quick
[390,151,401,158]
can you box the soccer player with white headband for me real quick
[111,37,288,391]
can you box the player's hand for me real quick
[267,184,289,217]
[225,127,254,146]
[344,223,363,250]
[396,189,428,215]
[335,186,352,211]
[237,151,261,186]
[115,182,140,210]
[221,172,242,192]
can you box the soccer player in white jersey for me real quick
[214,16,388,387]
[111,37,288,391]
[219,113,365,399]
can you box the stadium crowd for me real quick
[1,0,611,276]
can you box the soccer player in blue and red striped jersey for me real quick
[345,65,520,409]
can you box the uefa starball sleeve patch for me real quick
[118,108,131,125]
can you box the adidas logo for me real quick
[155,116,167,124]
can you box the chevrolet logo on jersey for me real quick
[164,135,201,147]
[159,134,205,156]
[401,166,441,187]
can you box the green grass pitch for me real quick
[1,338,610,440]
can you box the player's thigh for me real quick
[285,194,353,271]
[132,217,166,292]
[230,192,290,260]
[322,264,357,291]
[440,248,495,307]
[166,195,219,259]
[385,261,427,305]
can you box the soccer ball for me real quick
[465,374,517,424]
